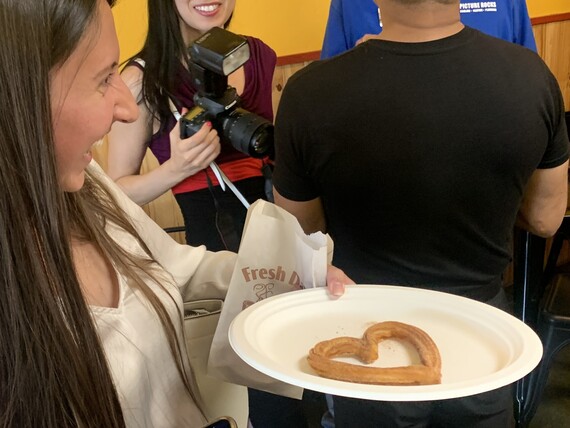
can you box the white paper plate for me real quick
[229,284,542,401]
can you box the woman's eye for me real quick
[103,72,115,86]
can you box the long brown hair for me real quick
[0,0,194,426]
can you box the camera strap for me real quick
[167,98,250,209]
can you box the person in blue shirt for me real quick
[321,0,537,58]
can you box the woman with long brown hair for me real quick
[0,0,350,426]
[0,0,227,425]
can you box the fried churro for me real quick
[307,321,441,385]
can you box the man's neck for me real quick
[376,0,463,43]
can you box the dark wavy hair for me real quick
[134,0,233,124]
[0,0,194,426]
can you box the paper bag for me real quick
[208,200,333,398]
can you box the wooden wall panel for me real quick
[533,20,570,110]
[271,61,313,117]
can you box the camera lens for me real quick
[221,108,274,158]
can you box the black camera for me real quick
[180,27,273,159]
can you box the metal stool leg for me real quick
[512,229,546,427]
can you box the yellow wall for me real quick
[113,0,570,61]
[112,0,147,63]
[111,0,329,60]
[229,1,329,57]
[527,0,570,18]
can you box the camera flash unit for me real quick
[190,27,251,76]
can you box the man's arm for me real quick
[517,161,569,237]
[273,188,326,234]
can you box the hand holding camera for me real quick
[168,116,221,180]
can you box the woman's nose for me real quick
[113,77,139,123]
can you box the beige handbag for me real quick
[184,299,249,427]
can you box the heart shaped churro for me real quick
[307,321,441,385]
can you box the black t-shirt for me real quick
[273,27,569,301]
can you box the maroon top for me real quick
[134,36,276,193]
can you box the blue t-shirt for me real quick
[321,0,537,58]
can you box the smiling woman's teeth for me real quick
[195,4,218,12]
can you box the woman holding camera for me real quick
[107,0,276,253]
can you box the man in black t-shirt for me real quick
[273,0,569,426]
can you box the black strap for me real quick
[205,170,241,252]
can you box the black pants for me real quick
[175,176,266,252]
[333,385,513,428]
[333,289,514,428]
[247,389,327,428]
